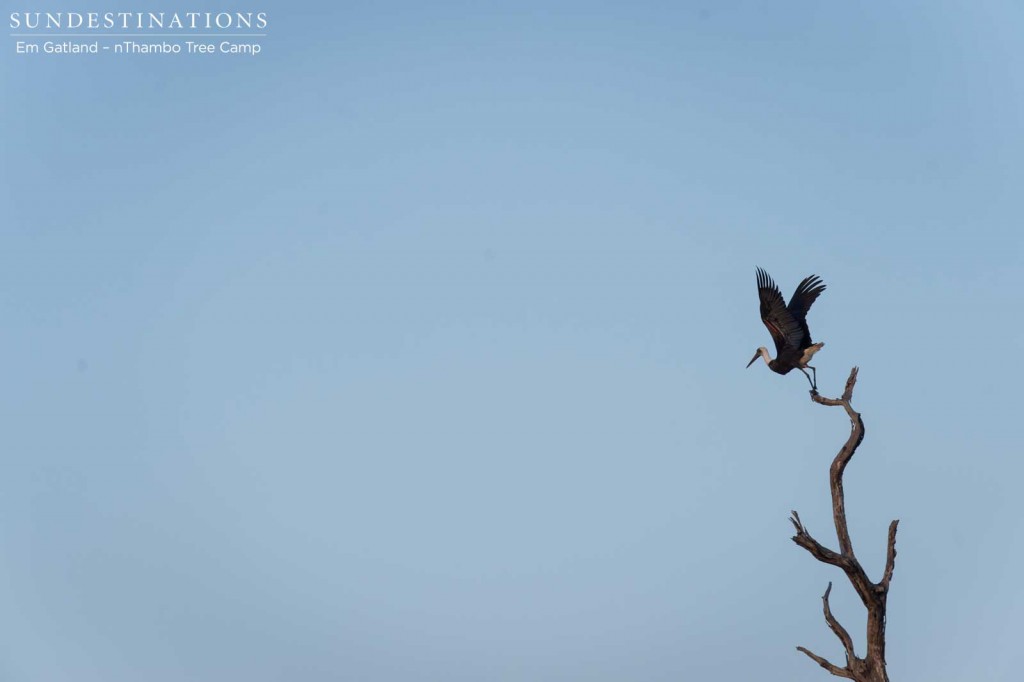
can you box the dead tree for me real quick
[788,367,899,682]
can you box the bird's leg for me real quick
[807,365,818,389]
[799,367,816,391]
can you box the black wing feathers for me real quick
[787,275,826,323]
[756,267,805,355]
[787,275,826,345]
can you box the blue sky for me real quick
[2,2,1022,680]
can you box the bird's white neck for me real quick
[758,347,773,366]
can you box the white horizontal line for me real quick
[10,33,267,37]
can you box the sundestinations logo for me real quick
[9,11,268,30]
[9,10,268,57]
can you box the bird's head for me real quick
[746,347,768,368]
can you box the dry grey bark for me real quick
[789,367,898,682]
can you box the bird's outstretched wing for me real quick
[756,268,805,354]
[787,274,826,342]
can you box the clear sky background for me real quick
[3,1,1023,680]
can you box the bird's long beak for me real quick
[745,350,760,368]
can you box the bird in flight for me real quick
[746,267,827,390]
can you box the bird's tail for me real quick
[801,342,824,364]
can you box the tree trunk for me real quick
[789,367,898,682]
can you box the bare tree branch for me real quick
[881,520,899,589]
[841,367,858,401]
[821,582,856,664]
[797,646,855,679]
[790,511,848,569]
[791,367,897,682]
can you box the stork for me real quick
[746,267,827,390]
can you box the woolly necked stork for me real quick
[746,267,827,390]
